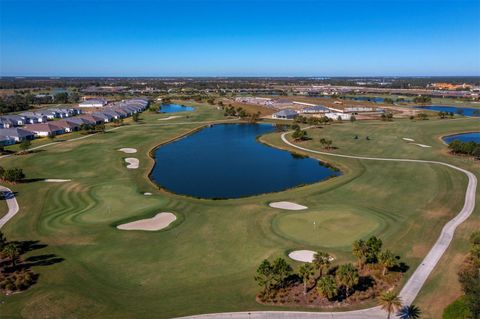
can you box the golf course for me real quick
[0,101,479,319]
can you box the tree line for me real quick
[448,140,480,159]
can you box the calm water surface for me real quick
[415,105,480,117]
[151,124,340,199]
[159,103,195,113]
[443,132,480,144]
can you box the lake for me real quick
[150,123,340,199]
[443,132,480,144]
[159,103,195,113]
[415,105,480,117]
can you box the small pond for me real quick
[158,104,195,113]
[443,132,480,144]
[150,123,340,199]
[415,105,480,117]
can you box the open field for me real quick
[0,103,478,318]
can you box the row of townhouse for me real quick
[0,98,149,146]
[0,108,83,128]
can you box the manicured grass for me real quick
[273,207,383,248]
[0,105,478,318]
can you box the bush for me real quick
[443,296,471,319]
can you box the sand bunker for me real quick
[402,138,415,142]
[117,212,177,231]
[289,250,335,263]
[269,201,308,210]
[144,192,152,196]
[288,250,317,263]
[125,158,139,169]
[414,143,431,148]
[119,148,137,154]
[158,116,181,121]
[44,179,71,183]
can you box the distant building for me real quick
[299,105,330,114]
[344,107,374,113]
[79,99,107,108]
[325,112,352,121]
[272,109,298,120]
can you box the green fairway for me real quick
[0,103,478,319]
[273,207,383,248]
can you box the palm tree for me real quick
[378,250,397,276]
[317,275,337,299]
[313,251,331,278]
[335,263,359,296]
[397,304,421,319]
[2,243,19,269]
[298,263,315,295]
[352,239,368,269]
[378,291,402,319]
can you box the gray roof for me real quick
[302,105,330,112]
[274,109,298,116]
[0,128,35,138]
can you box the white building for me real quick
[272,109,298,120]
[325,112,352,121]
[79,99,107,108]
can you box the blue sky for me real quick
[1,0,479,76]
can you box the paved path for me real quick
[176,130,477,319]
[0,186,19,229]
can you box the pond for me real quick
[443,132,480,144]
[415,105,480,117]
[150,123,340,199]
[158,103,195,113]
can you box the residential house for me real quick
[54,120,80,132]
[24,123,65,137]
[272,109,298,120]
[92,112,113,122]
[0,128,35,142]
[19,112,48,124]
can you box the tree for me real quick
[417,112,428,120]
[378,250,397,276]
[352,239,368,269]
[2,242,19,269]
[319,138,333,150]
[271,257,293,288]
[2,168,25,183]
[397,304,421,319]
[378,291,402,319]
[335,263,359,296]
[254,260,274,295]
[317,275,337,299]
[313,251,331,277]
[132,113,140,122]
[298,263,315,295]
[19,139,31,153]
[366,236,383,263]
[0,230,6,250]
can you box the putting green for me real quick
[272,207,383,248]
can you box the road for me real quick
[0,186,19,229]
[175,130,477,319]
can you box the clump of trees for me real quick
[416,112,428,120]
[0,231,38,294]
[223,105,261,122]
[457,231,480,318]
[292,126,308,141]
[79,123,106,134]
[0,166,25,183]
[448,140,480,159]
[294,115,332,126]
[438,111,454,119]
[319,138,334,150]
[381,112,394,121]
[254,236,407,307]
[413,96,432,104]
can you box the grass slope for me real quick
[0,105,478,319]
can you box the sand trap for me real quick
[158,116,181,121]
[289,250,316,262]
[125,158,139,169]
[117,212,176,231]
[119,148,137,154]
[402,138,415,142]
[289,250,335,263]
[44,179,71,183]
[144,192,152,196]
[414,143,431,148]
[269,201,308,210]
